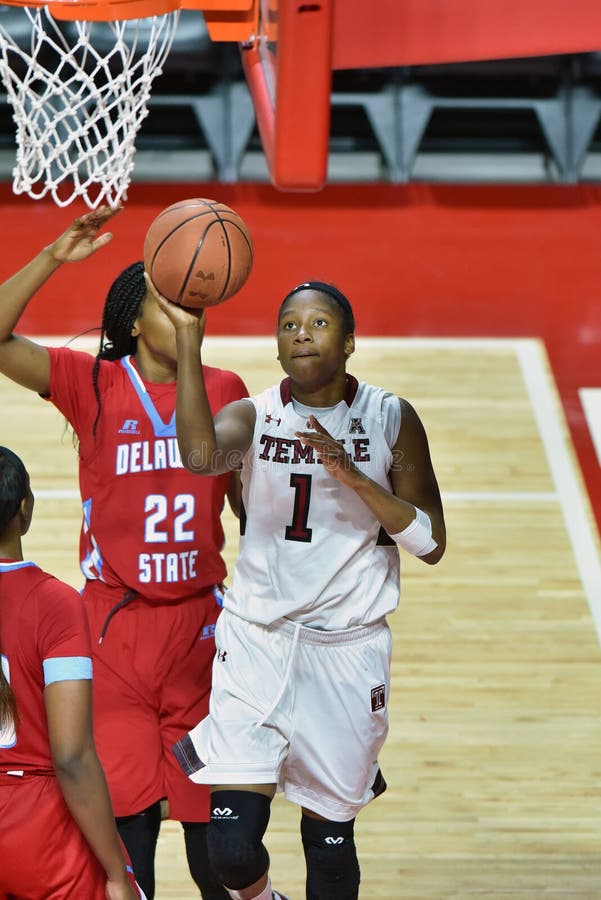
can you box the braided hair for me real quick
[0,446,29,731]
[92,261,147,437]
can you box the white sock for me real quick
[227,878,273,900]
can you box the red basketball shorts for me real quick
[0,774,118,898]
[82,580,221,821]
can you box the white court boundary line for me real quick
[516,340,601,645]
[29,335,601,641]
[579,387,601,467]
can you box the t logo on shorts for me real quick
[371,684,386,712]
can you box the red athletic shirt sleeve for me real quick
[0,563,92,774]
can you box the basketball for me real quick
[143,198,254,308]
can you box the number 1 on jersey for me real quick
[285,473,313,542]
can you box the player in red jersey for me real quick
[0,446,143,900]
[0,208,247,900]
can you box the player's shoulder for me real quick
[202,364,249,398]
[395,396,432,449]
[49,345,124,385]
[30,567,81,606]
[248,380,282,408]
[49,344,96,370]
[352,380,404,445]
[354,379,400,408]
[5,564,80,619]
[397,396,421,419]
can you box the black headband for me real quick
[0,446,29,529]
[283,281,350,309]
[280,281,355,331]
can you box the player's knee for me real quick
[301,813,360,900]
[206,790,271,890]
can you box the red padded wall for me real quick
[1,181,600,532]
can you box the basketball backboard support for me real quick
[240,0,601,192]
[242,0,333,191]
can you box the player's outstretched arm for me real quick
[154,289,255,475]
[45,678,139,899]
[296,399,446,564]
[0,206,119,395]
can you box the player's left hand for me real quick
[295,415,362,487]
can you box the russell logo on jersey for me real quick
[118,419,141,435]
[200,624,215,641]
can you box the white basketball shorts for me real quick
[175,608,392,821]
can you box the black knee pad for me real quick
[206,790,271,890]
[301,814,361,900]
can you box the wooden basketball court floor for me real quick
[3,336,601,899]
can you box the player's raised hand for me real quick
[296,415,361,487]
[147,273,206,339]
[48,205,121,264]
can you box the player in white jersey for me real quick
[225,377,402,630]
[158,280,446,900]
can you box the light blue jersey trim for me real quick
[120,356,176,437]
[43,657,93,685]
[0,561,37,573]
[80,497,104,581]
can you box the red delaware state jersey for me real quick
[47,348,247,602]
[0,560,92,773]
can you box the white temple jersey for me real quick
[224,375,402,629]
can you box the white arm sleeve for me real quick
[388,506,438,557]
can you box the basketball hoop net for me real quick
[0,1,181,208]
